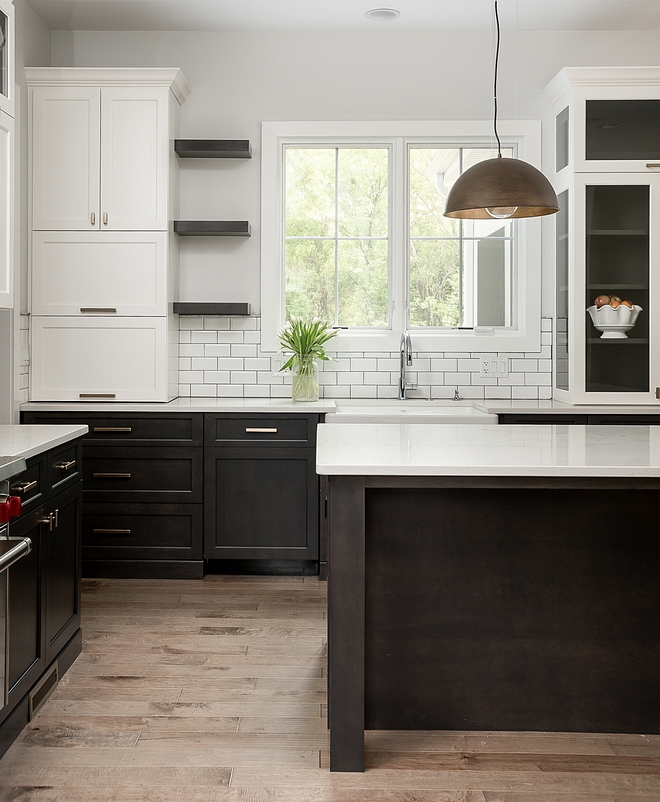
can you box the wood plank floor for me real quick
[1,575,659,801]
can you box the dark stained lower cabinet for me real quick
[21,412,204,579]
[204,414,320,563]
[0,438,83,760]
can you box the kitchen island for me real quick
[317,423,660,771]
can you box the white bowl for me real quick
[587,304,642,338]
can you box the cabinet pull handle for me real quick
[80,307,117,314]
[53,460,76,472]
[79,393,116,399]
[93,528,132,535]
[103,212,108,225]
[11,480,37,494]
[91,212,96,225]
[245,427,278,433]
[93,472,131,479]
[54,509,59,529]
[92,427,132,433]
[646,164,660,168]
[40,514,53,531]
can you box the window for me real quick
[261,121,543,353]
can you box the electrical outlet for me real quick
[271,355,284,376]
[479,356,509,378]
[20,342,30,366]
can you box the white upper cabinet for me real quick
[545,67,660,405]
[545,67,660,175]
[31,231,168,316]
[31,86,101,231]
[28,68,189,232]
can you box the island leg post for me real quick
[327,474,365,772]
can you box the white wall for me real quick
[49,28,660,318]
[0,0,50,420]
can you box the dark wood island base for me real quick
[327,475,660,772]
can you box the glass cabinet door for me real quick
[585,183,649,394]
[0,8,6,102]
[586,100,660,162]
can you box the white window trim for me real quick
[261,120,543,354]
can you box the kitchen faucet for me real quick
[399,331,418,400]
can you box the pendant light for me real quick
[444,0,559,220]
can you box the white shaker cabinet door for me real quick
[0,110,13,308]
[31,86,101,231]
[30,316,170,401]
[31,231,168,316]
[100,86,169,231]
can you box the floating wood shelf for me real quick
[174,140,252,159]
[173,302,251,316]
[174,221,251,237]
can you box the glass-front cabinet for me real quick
[545,67,660,404]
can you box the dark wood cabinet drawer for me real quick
[21,412,203,447]
[205,414,318,446]
[83,447,203,503]
[83,503,203,561]
[48,440,82,492]
[8,456,45,517]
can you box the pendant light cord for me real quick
[493,0,502,157]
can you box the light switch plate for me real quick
[479,356,509,378]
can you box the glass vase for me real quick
[291,356,319,402]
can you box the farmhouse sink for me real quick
[324,399,498,424]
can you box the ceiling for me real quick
[25,0,660,33]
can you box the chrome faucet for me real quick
[399,331,417,400]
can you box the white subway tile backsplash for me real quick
[231,344,258,358]
[191,357,218,371]
[191,331,218,343]
[205,344,232,358]
[176,315,554,401]
[203,371,230,384]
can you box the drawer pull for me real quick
[646,163,660,168]
[93,472,131,479]
[53,460,76,472]
[11,480,38,494]
[79,393,116,399]
[80,307,117,314]
[93,427,132,433]
[93,528,131,535]
[245,427,278,433]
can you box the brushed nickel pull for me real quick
[91,212,96,225]
[656,387,660,400]
[103,212,108,225]
[11,480,37,494]
[93,528,131,535]
[53,509,59,529]
[93,472,131,479]
[40,514,53,531]
[245,427,278,433]
[53,460,76,472]
[79,393,116,398]
[646,164,660,168]
[93,427,132,433]
[80,307,117,314]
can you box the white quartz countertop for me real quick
[21,397,660,416]
[316,423,660,477]
[0,424,88,462]
[21,398,336,414]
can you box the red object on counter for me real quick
[0,495,22,522]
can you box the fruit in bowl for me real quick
[587,298,642,338]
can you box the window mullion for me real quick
[391,138,406,334]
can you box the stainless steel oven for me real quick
[0,456,29,713]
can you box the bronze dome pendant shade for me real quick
[444,153,560,219]
[444,1,559,221]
